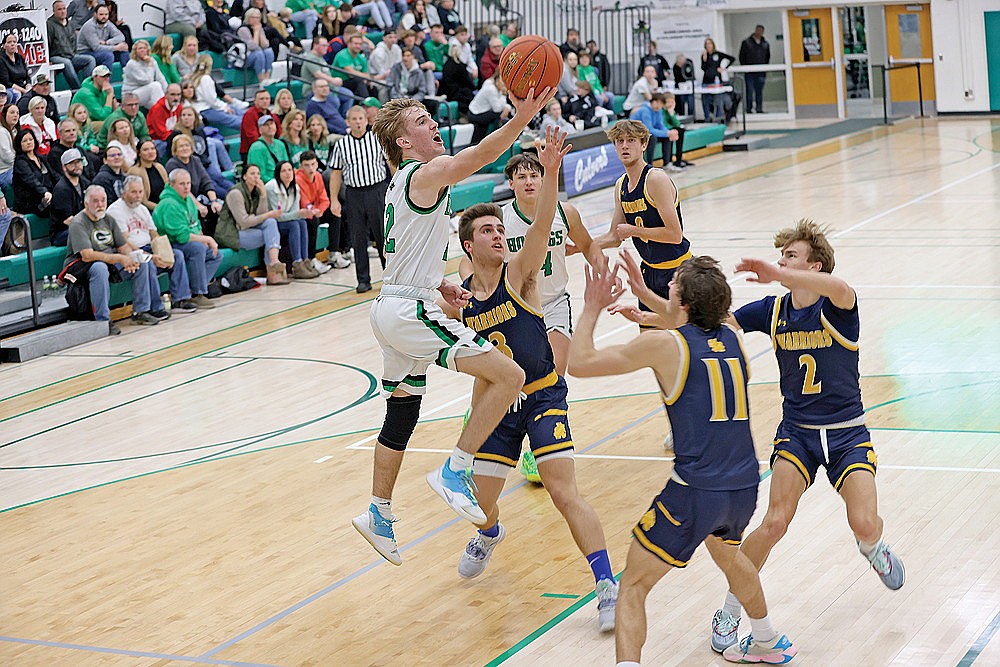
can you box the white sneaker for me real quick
[665,163,684,173]
[711,609,740,653]
[327,251,351,269]
[425,459,487,523]
[596,579,618,632]
[367,245,379,258]
[457,522,506,578]
[311,257,332,274]
[352,504,402,566]
[663,430,674,454]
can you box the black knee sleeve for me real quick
[378,394,422,451]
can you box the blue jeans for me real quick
[745,72,766,112]
[142,245,192,301]
[676,93,694,116]
[88,260,161,321]
[175,240,223,295]
[277,218,308,261]
[290,9,318,38]
[0,209,11,249]
[201,107,244,130]
[354,1,391,28]
[50,54,96,89]
[0,169,11,188]
[84,50,129,69]
[702,92,716,122]
[247,48,274,76]
[238,217,280,263]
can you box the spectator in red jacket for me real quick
[239,87,282,161]
[147,83,183,154]
[478,37,503,84]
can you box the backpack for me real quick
[1,215,28,256]
[219,265,256,293]
[57,258,95,320]
[226,42,247,69]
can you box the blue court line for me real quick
[0,635,282,667]
[198,406,663,660]
[957,609,1000,667]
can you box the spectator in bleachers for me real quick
[631,92,682,171]
[265,160,317,278]
[190,55,245,130]
[108,174,198,312]
[0,103,17,188]
[363,96,381,124]
[122,41,167,110]
[305,79,348,136]
[568,80,600,129]
[448,26,477,80]
[399,29,437,90]
[300,38,338,98]
[285,0,322,39]
[585,40,611,90]
[281,109,309,165]
[662,92,690,168]
[106,118,138,168]
[77,4,130,70]
[700,38,734,122]
[305,113,337,166]
[49,118,96,179]
[164,0,207,41]
[169,107,233,194]
[369,30,401,81]
[623,65,659,114]
[467,71,511,145]
[246,115,290,181]
[637,40,669,83]
[67,103,101,156]
[245,0,302,59]
[92,145,128,203]
[50,148,89,246]
[166,134,224,228]
[479,37,503,83]
[127,140,170,211]
[353,0,393,31]
[315,4,351,42]
[0,33,30,103]
[104,1,134,51]
[499,21,519,47]
[147,83,183,151]
[67,0,99,32]
[17,73,60,126]
[540,99,575,135]
[239,88,280,160]
[294,150,334,273]
[206,0,240,49]
[151,36,182,86]
[437,0,462,36]
[402,0,439,33]
[560,28,582,57]
[440,43,475,114]
[172,36,202,80]
[65,184,167,333]
[13,128,56,215]
[152,168,222,308]
[333,33,378,113]
[557,50,579,111]
[275,8,307,54]
[238,8,277,87]
[215,162,289,284]
[97,92,150,149]
[70,66,116,128]
[47,0,96,91]
[21,97,59,157]
[473,23,498,65]
[270,88,296,123]
[424,24,449,74]
[387,48,436,114]
[577,50,614,109]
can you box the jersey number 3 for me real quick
[703,358,749,422]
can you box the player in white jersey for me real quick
[354,91,554,566]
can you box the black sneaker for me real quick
[356,282,372,294]
[149,309,171,321]
[108,321,121,336]
[130,312,161,326]
[173,299,199,312]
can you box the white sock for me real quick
[858,537,882,558]
[450,448,475,472]
[749,615,777,645]
[371,495,392,518]
[723,591,742,618]
[616,662,641,666]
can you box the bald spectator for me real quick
[147,84,184,150]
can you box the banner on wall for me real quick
[563,143,624,198]
[0,10,49,80]
[649,9,715,63]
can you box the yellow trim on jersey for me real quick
[726,323,752,382]
[533,408,568,421]
[656,501,681,526]
[632,526,689,567]
[504,272,543,318]
[662,330,690,405]
[854,441,873,448]
[522,371,558,396]
[641,250,693,270]
[533,441,574,457]
[834,463,876,491]
[819,310,860,351]
[723,539,742,545]
[769,294,783,350]
[774,449,812,486]
[475,452,519,467]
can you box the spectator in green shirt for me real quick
[578,51,614,109]
[247,115,291,182]
[661,92,691,168]
[69,66,116,125]
[332,33,374,115]
[96,93,151,149]
[424,24,449,72]
[151,35,182,86]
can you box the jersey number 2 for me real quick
[703,358,749,422]
[384,203,395,253]
[798,354,822,395]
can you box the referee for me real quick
[329,105,389,293]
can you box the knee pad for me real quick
[378,394,422,451]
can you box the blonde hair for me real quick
[282,109,307,144]
[151,34,174,62]
[67,102,90,129]
[271,88,294,115]
[773,219,836,273]
[170,133,194,155]
[372,98,428,168]
[605,119,649,144]
[306,113,330,143]
[109,118,136,146]
[190,54,214,91]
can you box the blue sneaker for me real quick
[723,633,796,664]
[866,540,905,590]
[352,504,401,566]
[426,458,487,523]
[711,609,740,652]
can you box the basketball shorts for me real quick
[770,420,877,491]
[473,374,574,479]
[637,264,677,327]
[542,291,573,340]
[370,294,492,397]
[632,479,758,567]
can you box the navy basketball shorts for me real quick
[632,480,758,567]
[770,420,877,491]
[638,264,677,317]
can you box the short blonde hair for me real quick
[170,133,194,155]
[773,219,836,273]
[373,97,428,168]
[605,119,649,144]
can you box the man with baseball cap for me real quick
[49,148,91,246]
[17,73,60,125]
[246,115,290,182]
[70,64,118,125]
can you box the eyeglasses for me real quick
[106,152,123,158]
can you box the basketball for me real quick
[498,35,563,100]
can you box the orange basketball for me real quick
[498,35,563,100]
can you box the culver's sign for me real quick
[563,144,625,197]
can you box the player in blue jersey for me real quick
[570,255,796,666]
[439,128,619,632]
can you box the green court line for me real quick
[957,608,1000,667]
[540,593,580,599]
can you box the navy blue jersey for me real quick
[617,164,691,270]
[662,324,760,491]
[462,265,555,387]
[735,294,864,426]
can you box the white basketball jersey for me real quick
[502,200,570,307]
[381,159,453,291]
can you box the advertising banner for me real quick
[563,143,624,198]
[0,10,49,81]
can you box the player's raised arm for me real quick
[413,87,554,196]
[616,249,687,329]
[736,256,855,310]
[563,202,605,269]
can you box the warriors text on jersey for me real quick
[462,265,556,389]
[660,324,760,491]
[735,294,864,426]
[381,159,453,291]
[617,164,691,270]
[501,200,569,307]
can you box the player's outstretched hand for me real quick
[511,86,555,119]
[438,279,472,309]
[608,304,644,323]
[583,260,620,312]
[736,257,782,284]
[617,249,651,301]
[536,126,572,171]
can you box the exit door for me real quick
[788,8,838,117]
[884,3,935,115]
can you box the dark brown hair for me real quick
[675,256,732,330]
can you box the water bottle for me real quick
[41,276,52,298]
[162,293,172,312]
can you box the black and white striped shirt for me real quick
[329,130,388,188]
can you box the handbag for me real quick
[150,236,174,268]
